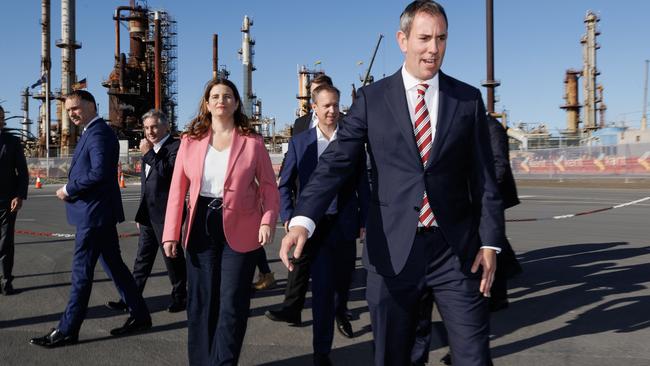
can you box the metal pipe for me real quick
[642,60,648,130]
[485,0,495,113]
[213,34,218,79]
[21,88,31,141]
[154,11,161,109]
[40,0,51,153]
[119,53,126,92]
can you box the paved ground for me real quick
[1,183,649,365]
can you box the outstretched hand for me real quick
[279,226,308,271]
[471,248,497,297]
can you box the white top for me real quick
[145,133,170,177]
[316,124,337,157]
[199,145,230,198]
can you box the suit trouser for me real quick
[186,196,258,366]
[131,224,187,301]
[280,222,355,318]
[255,246,272,274]
[366,228,491,366]
[0,205,17,286]
[58,225,151,336]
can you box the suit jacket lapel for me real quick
[69,120,98,176]
[427,72,458,169]
[384,70,422,164]
[304,128,318,177]
[225,129,246,181]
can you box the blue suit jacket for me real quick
[134,136,180,240]
[65,118,125,228]
[279,127,368,241]
[294,70,505,277]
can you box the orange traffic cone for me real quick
[35,176,43,189]
[119,173,126,188]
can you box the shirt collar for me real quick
[83,116,101,132]
[315,123,338,141]
[153,133,170,151]
[401,64,439,92]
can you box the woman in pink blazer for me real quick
[162,78,279,365]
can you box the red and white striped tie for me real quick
[414,83,434,227]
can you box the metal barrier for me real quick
[511,143,650,178]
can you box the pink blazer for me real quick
[162,129,280,253]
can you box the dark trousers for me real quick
[58,225,151,336]
[131,224,187,301]
[255,246,272,274]
[280,222,355,318]
[0,205,17,286]
[186,196,258,366]
[366,228,491,366]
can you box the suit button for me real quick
[413,206,419,212]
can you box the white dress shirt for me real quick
[309,113,320,129]
[199,145,230,198]
[144,133,170,177]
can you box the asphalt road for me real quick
[1,183,648,365]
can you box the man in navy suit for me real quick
[277,84,368,365]
[0,105,29,295]
[31,90,151,348]
[280,2,504,365]
[105,109,187,314]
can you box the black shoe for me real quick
[110,316,152,336]
[1,282,18,295]
[167,298,187,313]
[335,314,354,338]
[440,352,452,365]
[313,353,332,366]
[489,298,509,312]
[265,309,301,326]
[105,300,128,312]
[30,328,78,348]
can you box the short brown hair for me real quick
[400,1,448,36]
[65,89,97,111]
[311,84,340,104]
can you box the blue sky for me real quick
[1,0,648,134]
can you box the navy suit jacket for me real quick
[65,118,125,228]
[292,113,312,136]
[0,130,29,205]
[134,136,180,240]
[487,117,520,209]
[279,127,368,241]
[294,69,505,277]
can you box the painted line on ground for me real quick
[508,196,650,222]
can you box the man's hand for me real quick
[283,221,289,233]
[471,248,497,297]
[163,240,179,258]
[10,197,23,213]
[56,187,68,201]
[139,138,153,155]
[279,225,308,271]
[258,224,273,246]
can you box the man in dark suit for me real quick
[0,105,29,295]
[280,2,504,365]
[413,116,523,366]
[105,109,187,314]
[292,74,334,136]
[268,74,351,329]
[30,90,151,348]
[276,85,368,365]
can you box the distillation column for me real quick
[57,0,81,154]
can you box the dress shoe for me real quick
[252,272,276,291]
[30,328,78,348]
[335,314,354,338]
[105,299,128,312]
[440,352,452,365]
[167,298,187,313]
[265,309,301,326]
[313,353,333,366]
[110,316,152,336]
